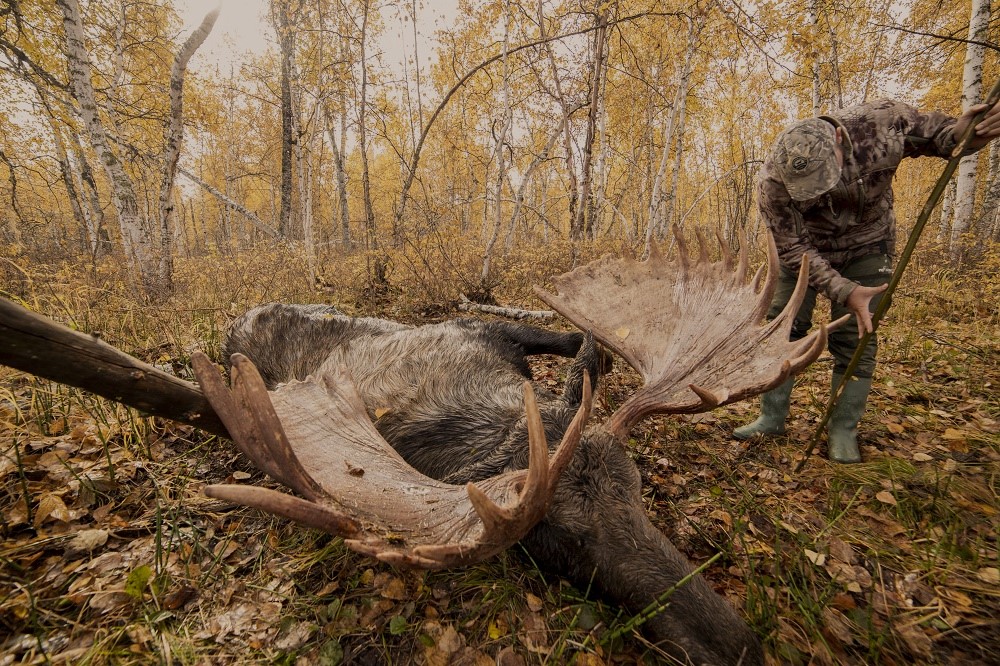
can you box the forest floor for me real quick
[0,248,998,665]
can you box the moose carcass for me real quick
[0,231,843,665]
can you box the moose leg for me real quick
[485,321,586,357]
[563,333,612,407]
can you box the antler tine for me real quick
[514,382,550,509]
[766,253,811,337]
[715,228,735,273]
[672,225,690,272]
[695,228,710,265]
[547,372,592,486]
[786,326,828,374]
[688,383,725,409]
[751,232,782,322]
[192,352,324,500]
[204,484,361,536]
[734,229,750,284]
[231,354,327,499]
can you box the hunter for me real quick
[734,98,1000,462]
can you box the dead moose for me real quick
[0,231,844,665]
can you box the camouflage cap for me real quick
[772,118,841,201]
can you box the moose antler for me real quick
[192,352,591,569]
[535,227,848,437]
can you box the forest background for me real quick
[0,0,998,664]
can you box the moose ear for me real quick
[536,226,847,437]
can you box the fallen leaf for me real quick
[375,573,407,600]
[976,567,999,585]
[438,625,463,654]
[804,549,826,566]
[64,529,109,558]
[886,422,905,434]
[875,491,897,506]
[911,452,933,462]
[34,493,70,527]
[614,327,630,340]
[488,617,508,639]
[125,565,153,600]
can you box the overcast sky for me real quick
[174,0,460,72]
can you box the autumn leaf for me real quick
[125,565,153,601]
[875,491,897,506]
[33,493,70,527]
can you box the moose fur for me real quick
[224,303,764,666]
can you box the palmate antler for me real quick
[191,353,591,569]
[535,227,848,438]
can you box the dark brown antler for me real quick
[535,227,847,437]
[192,352,592,569]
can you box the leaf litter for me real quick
[1,287,998,665]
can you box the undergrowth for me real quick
[1,239,997,665]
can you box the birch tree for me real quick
[56,0,216,296]
[950,0,991,259]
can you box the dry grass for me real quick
[1,240,998,665]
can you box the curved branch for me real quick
[393,10,680,226]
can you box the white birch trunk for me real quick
[481,1,513,289]
[939,177,956,241]
[646,14,700,253]
[809,0,821,115]
[67,128,107,258]
[951,0,990,258]
[324,105,352,249]
[538,0,580,233]
[979,140,1000,239]
[58,0,152,288]
[157,8,219,290]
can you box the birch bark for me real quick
[951,0,990,259]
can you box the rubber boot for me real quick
[733,378,794,440]
[827,374,872,464]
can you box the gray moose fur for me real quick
[224,303,763,666]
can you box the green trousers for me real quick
[767,253,892,378]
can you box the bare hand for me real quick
[845,283,889,338]
[953,101,1000,151]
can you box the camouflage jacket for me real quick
[758,99,961,305]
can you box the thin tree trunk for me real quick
[42,107,92,254]
[177,166,278,238]
[275,1,297,240]
[808,0,821,115]
[951,0,990,259]
[356,0,385,286]
[157,8,219,291]
[505,117,566,252]
[481,2,513,292]
[979,139,1000,240]
[538,0,580,236]
[939,177,956,241]
[324,105,351,249]
[67,128,108,259]
[646,13,700,253]
[574,6,608,242]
